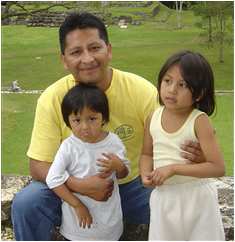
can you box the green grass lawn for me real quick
[2,94,233,176]
[2,23,234,90]
[1,13,234,176]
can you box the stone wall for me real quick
[2,11,111,27]
[1,175,234,240]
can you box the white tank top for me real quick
[150,106,204,184]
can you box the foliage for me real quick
[191,1,234,62]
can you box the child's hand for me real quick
[151,165,175,186]
[74,203,93,229]
[97,153,122,174]
[142,173,155,188]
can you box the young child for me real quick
[140,50,225,240]
[46,84,130,241]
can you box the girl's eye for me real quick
[90,117,97,121]
[179,81,188,88]
[163,79,170,84]
[75,119,80,123]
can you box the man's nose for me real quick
[81,50,94,63]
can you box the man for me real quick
[11,12,203,240]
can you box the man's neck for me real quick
[98,67,113,92]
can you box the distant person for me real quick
[11,13,204,240]
[140,50,225,240]
[46,84,129,240]
[11,80,21,92]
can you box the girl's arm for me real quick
[151,114,225,186]
[171,114,225,178]
[139,114,154,187]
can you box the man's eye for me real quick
[71,50,80,55]
[91,46,101,51]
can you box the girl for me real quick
[46,84,129,240]
[140,50,225,240]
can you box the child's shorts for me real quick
[149,179,225,241]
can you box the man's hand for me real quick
[66,173,114,202]
[180,140,205,163]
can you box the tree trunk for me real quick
[208,16,212,42]
[219,13,225,63]
[176,1,183,29]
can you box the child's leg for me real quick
[186,181,225,240]
[148,187,184,240]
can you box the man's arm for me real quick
[29,159,114,201]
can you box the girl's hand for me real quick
[74,203,93,229]
[151,165,175,186]
[142,173,155,188]
[97,153,122,174]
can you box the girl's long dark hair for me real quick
[157,50,215,116]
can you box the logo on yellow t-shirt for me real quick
[114,124,134,141]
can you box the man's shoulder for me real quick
[38,74,75,103]
[113,68,155,90]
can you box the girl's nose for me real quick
[169,83,177,93]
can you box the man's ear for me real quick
[107,43,112,61]
[61,54,68,70]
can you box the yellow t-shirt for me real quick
[27,68,158,184]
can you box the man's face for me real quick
[62,28,112,86]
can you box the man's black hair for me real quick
[157,50,215,116]
[61,83,109,128]
[59,12,109,54]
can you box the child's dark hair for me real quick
[157,50,215,116]
[59,12,109,54]
[61,84,109,128]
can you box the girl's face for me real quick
[68,107,105,143]
[160,64,193,113]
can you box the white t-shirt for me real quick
[46,132,129,241]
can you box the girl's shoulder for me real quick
[194,111,214,137]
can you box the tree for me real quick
[192,1,233,63]
[175,1,183,29]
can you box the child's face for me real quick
[160,64,193,112]
[68,107,104,143]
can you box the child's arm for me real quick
[46,144,92,229]
[151,114,225,185]
[97,153,129,179]
[96,136,130,179]
[52,184,92,228]
[172,114,225,177]
[139,114,155,187]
